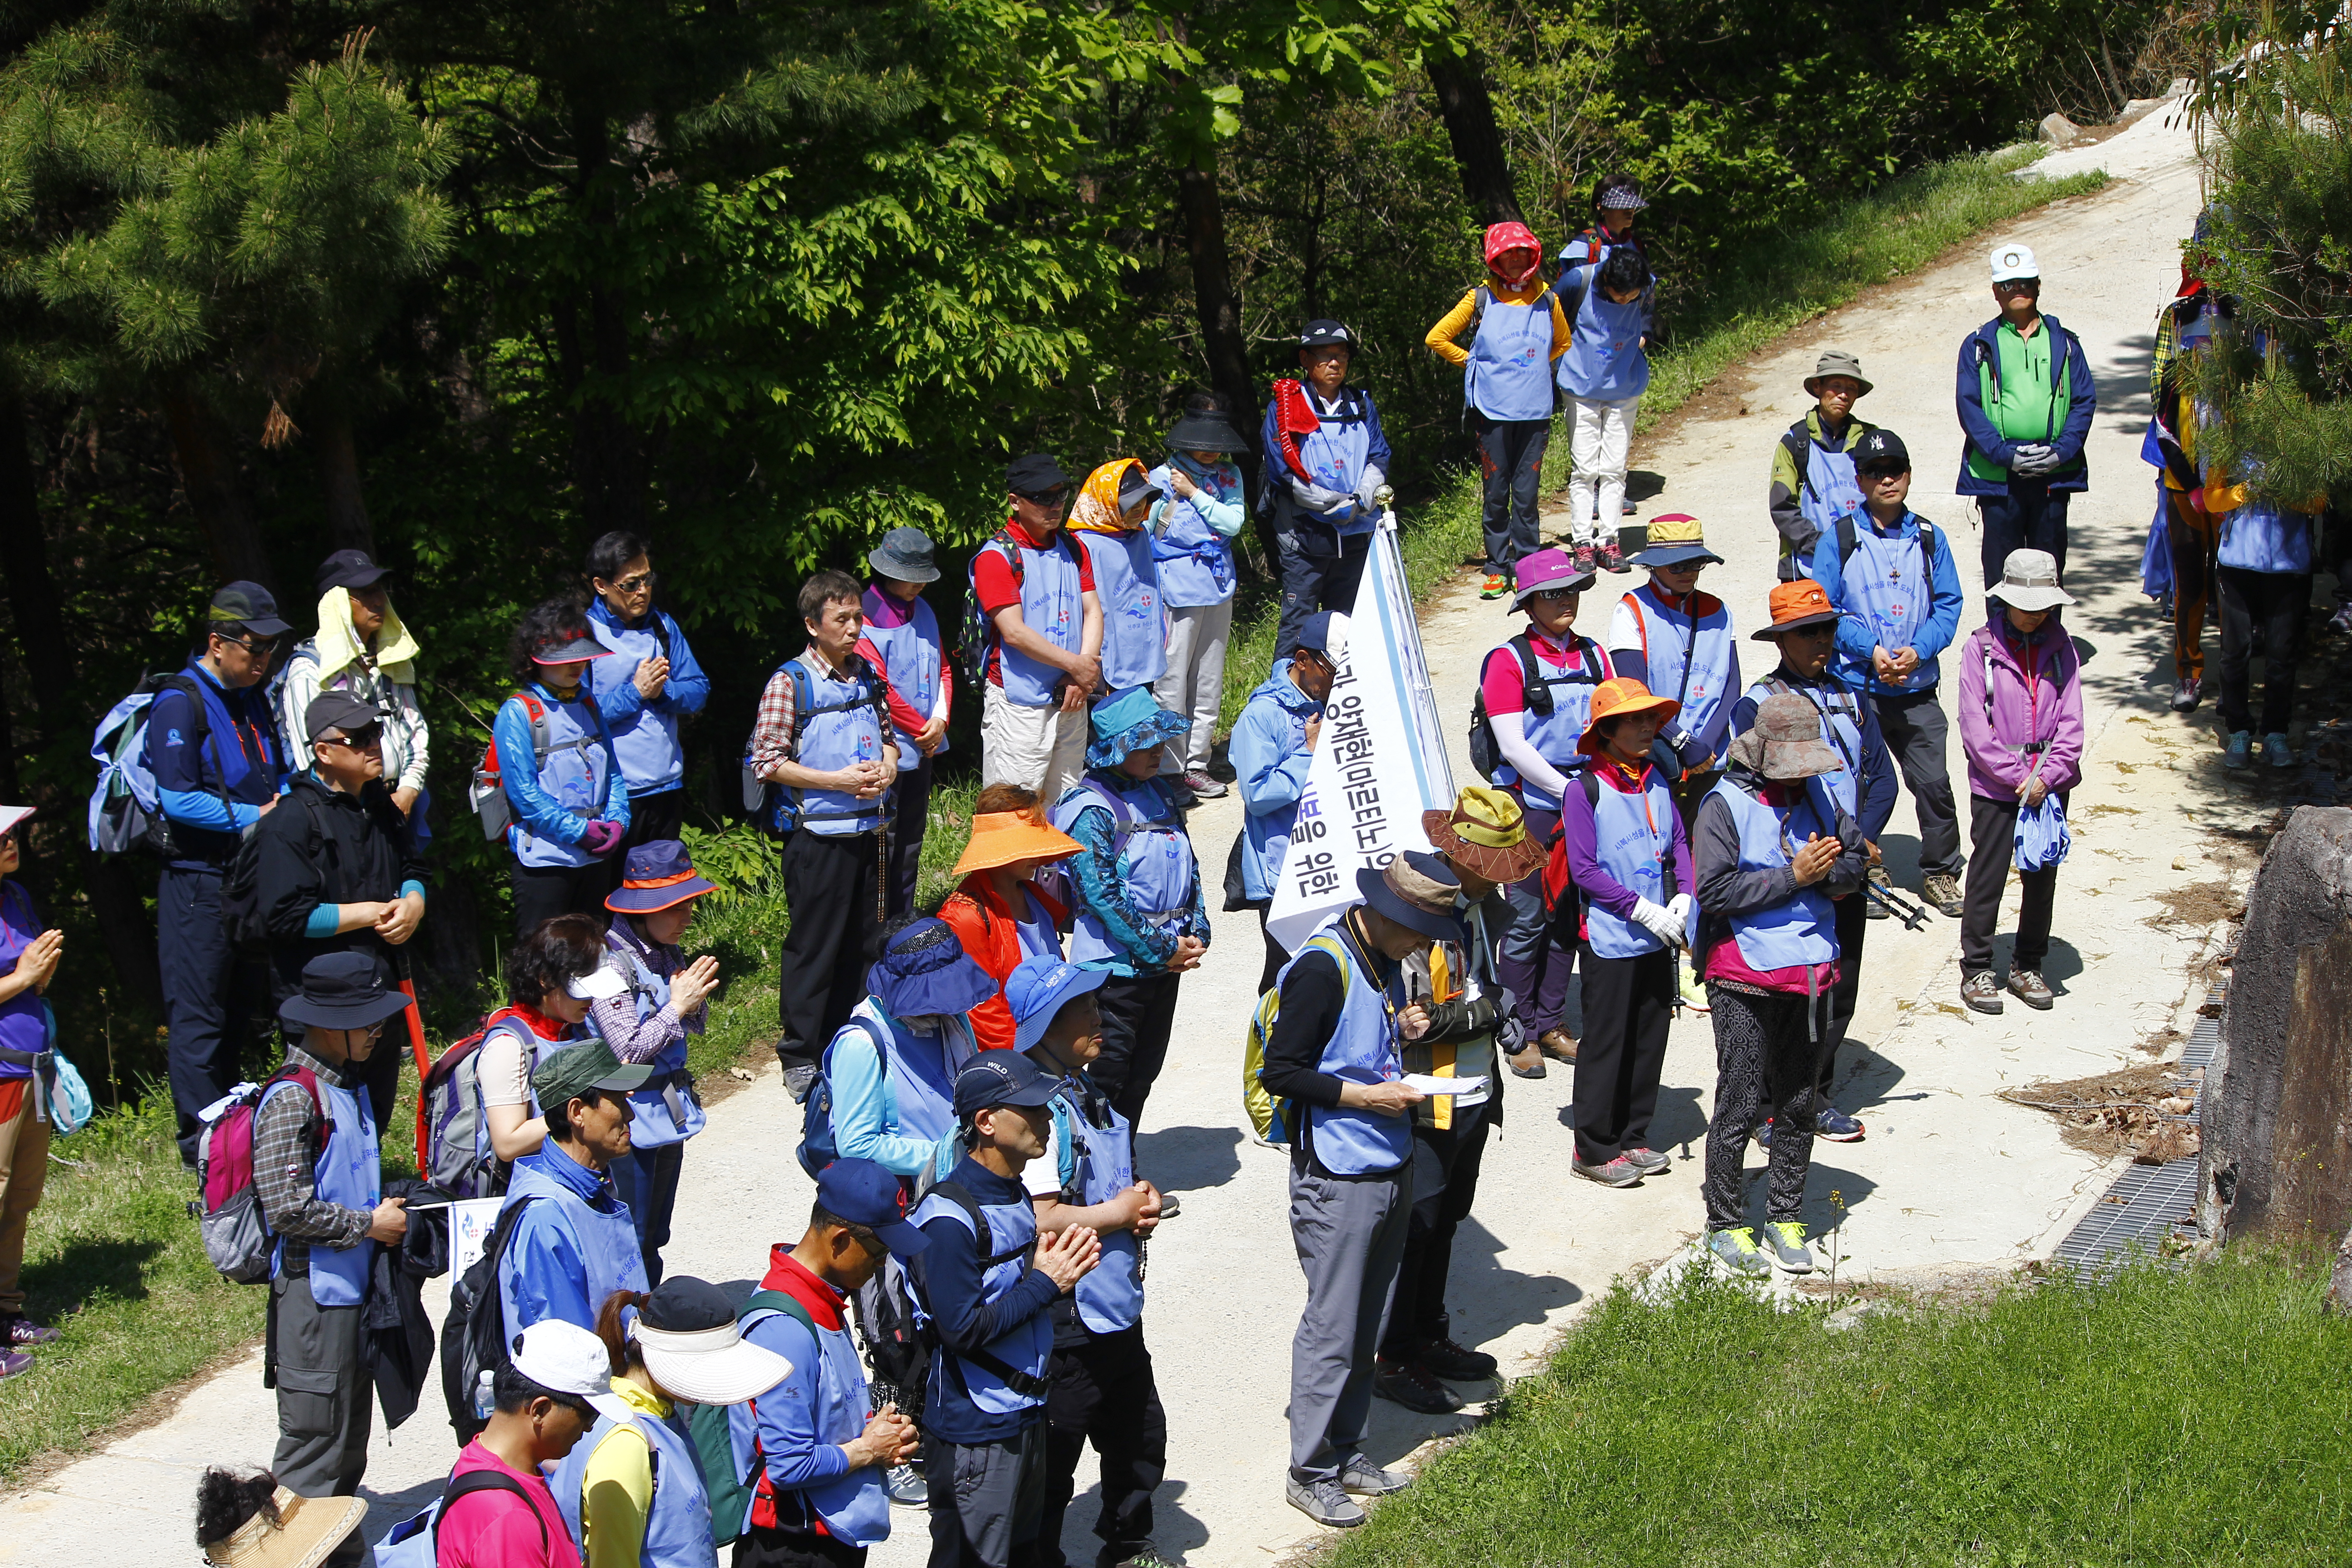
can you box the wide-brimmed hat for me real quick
[1422,785,1546,885]
[1165,409,1248,455]
[606,839,720,915]
[1802,351,1873,398]
[201,1485,368,1568]
[1750,578,1843,640]
[1987,549,2075,613]
[867,917,997,1019]
[1725,693,1842,780]
[1007,956,1111,1053]
[867,526,941,584]
[208,580,293,639]
[1355,851,1468,945]
[951,809,1080,879]
[1626,514,1721,570]
[1577,676,1681,757]
[0,804,29,838]
[1085,688,1191,769]
[630,1276,794,1407]
[1512,546,1596,607]
[278,951,413,1032]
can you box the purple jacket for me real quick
[1956,615,2084,800]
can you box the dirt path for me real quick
[0,103,2265,1565]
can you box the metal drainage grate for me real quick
[2048,986,2221,1279]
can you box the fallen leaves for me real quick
[1999,1061,2203,1163]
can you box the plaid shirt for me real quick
[252,1044,371,1259]
[748,660,802,781]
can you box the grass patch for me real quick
[1341,1253,2352,1567]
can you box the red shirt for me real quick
[972,514,1096,687]
[437,1441,581,1568]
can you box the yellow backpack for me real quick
[1242,931,1352,1144]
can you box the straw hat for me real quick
[1576,677,1681,758]
[951,810,1080,879]
[1422,786,1546,885]
[202,1488,367,1568]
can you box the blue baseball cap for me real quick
[1006,956,1109,1054]
[952,1051,1060,1122]
[813,1157,929,1255]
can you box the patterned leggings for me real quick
[1702,985,1826,1231]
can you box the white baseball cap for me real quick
[566,964,629,1000]
[510,1318,632,1424]
[1990,243,2040,284]
[0,805,30,838]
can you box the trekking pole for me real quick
[1863,879,1929,930]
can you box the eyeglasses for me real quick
[320,725,385,751]
[1532,588,1579,603]
[217,635,278,656]
[607,572,655,593]
[1994,279,2040,295]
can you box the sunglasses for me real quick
[217,634,279,656]
[1014,488,1068,506]
[1531,588,1579,603]
[606,571,655,593]
[320,725,385,750]
[1857,466,1907,481]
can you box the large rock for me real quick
[2198,806,2352,1253]
[2039,112,2082,148]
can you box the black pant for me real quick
[611,1140,685,1285]
[1379,1097,1492,1361]
[735,1522,867,1568]
[778,830,883,1073]
[2215,566,2311,736]
[887,755,935,919]
[1871,691,1962,878]
[1570,945,1674,1163]
[1037,1326,1166,1568]
[1475,416,1551,576]
[596,786,686,906]
[1819,890,1866,1098]
[1257,908,1287,996]
[1274,527,1371,658]
[160,866,270,1162]
[1961,793,2063,977]
[510,858,608,937]
[1092,972,1180,1136]
[1703,985,1823,1229]
[1976,485,2072,588]
[928,1424,1048,1568]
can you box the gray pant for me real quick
[1871,690,1962,878]
[268,1271,372,1566]
[927,1421,1048,1568]
[1287,1160,1410,1484]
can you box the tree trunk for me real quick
[558,105,648,538]
[308,377,376,559]
[1176,160,1281,572]
[1426,49,1526,229]
[158,380,274,590]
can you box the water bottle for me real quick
[473,1368,495,1421]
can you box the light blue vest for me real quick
[603,936,706,1150]
[2217,499,2315,574]
[1746,676,1865,818]
[499,1150,649,1344]
[1555,264,1651,400]
[1583,768,1679,960]
[910,1187,1049,1417]
[1800,438,1865,534]
[589,607,689,794]
[1147,461,1239,608]
[860,588,948,758]
[1012,888,1061,961]
[1490,635,1611,814]
[1051,778,1196,966]
[553,1396,715,1568]
[1078,529,1166,695]
[508,689,615,869]
[1293,390,1377,538]
[1621,584,1735,745]
[841,998,971,1152]
[1050,1079,1142,1334]
[267,1075,378,1308]
[1709,777,1840,970]
[977,534,1084,707]
[788,652,891,837]
[744,1308,892,1547]
[1286,916,1411,1176]
[1840,520,1941,692]
[1238,670,1319,901]
[1464,286,1558,421]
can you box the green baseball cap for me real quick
[530,1040,652,1110]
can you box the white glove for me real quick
[1354,464,1387,512]
[1664,894,1696,948]
[1292,480,1352,513]
[1632,898,1681,946]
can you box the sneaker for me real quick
[2332,604,2352,636]
[2264,732,2296,769]
[1572,1154,1645,1187]
[1622,1145,1671,1175]
[2007,969,2054,1010]
[1103,1552,1176,1568]
[1813,1107,1866,1142]
[0,1348,29,1380]
[1537,1029,1578,1063]
[783,1062,818,1102]
[2222,730,2253,770]
[1865,865,1893,921]
[1622,497,1639,514]
[1339,1456,1411,1496]
[1765,1220,1815,1274]
[1285,1476,1366,1529]
[1480,573,1511,600]
[1571,542,1598,576]
[1596,538,1629,573]
[1677,970,1710,1013]
[1755,1117,1774,1149]
[0,1316,59,1347]
[1961,970,2004,1015]
[1182,770,1228,799]
[885,1462,927,1506]
[1372,1358,1462,1414]
[1706,1226,1770,1277]
[2169,677,2202,713]
[1921,872,1964,918]
[1156,1192,1181,1219]
[1416,1337,1499,1381]
[1506,1044,1547,1080]
[1166,779,1200,810]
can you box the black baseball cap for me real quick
[1006,453,1073,497]
[303,691,380,745]
[952,1052,1059,1121]
[315,549,391,594]
[208,580,292,638]
[1298,319,1354,350]
[1853,429,1910,473]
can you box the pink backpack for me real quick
[191,1066,325,1284]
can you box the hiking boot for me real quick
[2222,730,2253,769]
[1707,1226,1770,1277]
[1181,770,1227,799]
[1865,865,1893,920]
[1622,1145,1671,1176]
[1166,779,1200,810]
[783,1062,818,1102]
[1766,1220,1815,1274]
[1481,572,1511,600]
[885,1463,927,1506]
[1538,1029,1578,1063]
[1596,538,1629,573]
[0,1315,60,1347]
[1961,970,2004,1015]
[1813,1107,1866,1142]
[2007,969,2054,1010]
[1506,1044,1547,1079]
[1921,873,1964,918]
[1572,1154,1645,1188]
[2169,677,2202,713]
[1286,1477,1366,1529]
[1102,1551,1176,1568]
[1571,542,1598,576]
[1339,1457,1412,1496]
[1373,1357,1462,1414]
[0,1348,29,1381]
[1417,1337,1499,1381]
[2264,732,2297,769]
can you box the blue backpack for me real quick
[86,672,213,856]
[795,1015,887,1179]
[375,1467,548,1566]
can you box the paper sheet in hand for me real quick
[1401,1074,1488,1098]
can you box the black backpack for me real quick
[220,786,328,955]
[439,1196,539,1445]
[1466,632,1604,779]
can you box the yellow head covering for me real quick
[1064,458,1149,535]
[311,584,422,686]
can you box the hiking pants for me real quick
[1497,806,1574,1038]
[0,1079,49,1316]
[887,754,934,919]
[160,865,269,1164]
[1571,946,1674,1165]
[1702,985,1824,1231]
[268,1271,372,1567]
[611,1139,685,1286]
[1039,1325,1166,1568]
[1380,1095,1492,1362]
[510,858,605,938]
[1962,793,2065,978]
[981,685,1087,807]
[1092,972,1180,1137]
[1258,909,1288,997]
[1274,527,1370,659]
[1870,691,1963,879]
[2215,566,2311,737]
[1565,395,1639,546]
[1476,415,1552,577]
[1819,890,1866,1098]
[1287,1159,1408,1485]
[597,786,686,907]
[1976,484,2072,588]
[927,1422,1048,1568]
[1153,600,1235,777]
[2167,486,2220,684]
[777,828,882,1076]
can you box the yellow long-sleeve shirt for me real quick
[1425,281,1572,368]
[580,1376,667,1568]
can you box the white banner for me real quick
[1265,507,1458,952]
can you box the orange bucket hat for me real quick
[1576,676,1681,757]
[951,809,1081,879]
[1750,578,1842,640]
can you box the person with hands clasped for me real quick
[495,598,632,935]
[1608,514,1739,827]
[586,531,711,882]
[1956,243,2098,588]
[1148,398,1251,800]
[862,527,956,917]
[0,806,62,1371]
[1260,321,1392,656]
[1956,551,2085,1016]
[974,455,1106,804]
[281,549,431,839]
[1233,612,1343,991]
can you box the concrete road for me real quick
[0,103,2267,1566]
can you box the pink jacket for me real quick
[1957,616,2084,800]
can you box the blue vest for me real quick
[507,689,615,869]
[1556,264,1651,400]
[499,1149,649,1345]
[860,588,949,757]
[604,937,706,1150]
[1078,530,1166,695]
[1147,461,1239,608]
[1049,1079,1142,1333]
[911,1186,1049,1418]
[788,652,891,837]
[1012,888,1061,962]
[1839,519,1942,693]
[744,1308,892,1547]
[1292,389,1377,538]
[1490,635,1611,814]
[267,1075,378,1308]
[1464,286,1558,421]
[1238,670,1319,902]
[841,998,971,1152]
[588,605,690,794]
[1051,778,1196,966]
[976,533,1084,707]
[1709,777,1840,970]
[1620,584,1735,746]
[553,1395,715,1568]
[1800,438,1865,534]
[1583,768,1679,960]
[1285,917,1411,1176]
[1746,676,1865,818]
[2216,499,2315,574]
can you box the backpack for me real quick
[421,1011,537,1201]
[1467,633,1606,779]
[1240,930,1353,1145]
[1540,774,1603,917]
[738,656,891,836]
[440,1195,541,1445]
[86,672,212,857]
[374,1466,547,1567]
[470,690,609,842]
[795,1015,887,1179]
[684,1287,818,1546]
[188,1067,327,1285]
[220,786,328,955]
[901,1181,1050,1400]
[956,527,1088,686]
[1834,514,1940,583]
